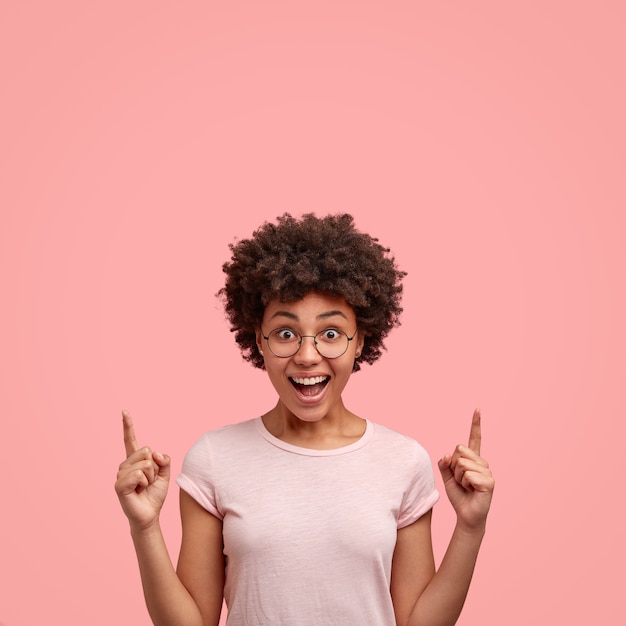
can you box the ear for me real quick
[355,331,365,358]
[255,329,265,356]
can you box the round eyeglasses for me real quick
[261,327,358,359]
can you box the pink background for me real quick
[1,1,624,624]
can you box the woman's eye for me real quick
[321,329,341,341]
[276,329,297,341]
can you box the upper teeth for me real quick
[292,376,328,385]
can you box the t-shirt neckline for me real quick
[254,416,374,457]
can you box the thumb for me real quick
[153,451,171,480]
[438,454,454,483]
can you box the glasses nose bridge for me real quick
[297,333,320,355]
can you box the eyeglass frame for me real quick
[260,327,359,359]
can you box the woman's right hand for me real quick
[114,411,171,531]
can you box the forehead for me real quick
[262,292,356,325]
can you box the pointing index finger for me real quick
[122,410,139,457]
[468,408,482,455]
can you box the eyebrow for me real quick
[269,309,349,322]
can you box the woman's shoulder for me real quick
[179,418,264,481]
[368,421,433,464]
[187,417,260,449]
[370,420,424,446]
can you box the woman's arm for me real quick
[125,487,224,626]
[129,518,209,626]
[391,410,495,626]
[176,490,226,625]
[392,515,485,626]
[390,510,436,625]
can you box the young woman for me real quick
[115,213,494,626]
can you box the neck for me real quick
[262,401,365,450]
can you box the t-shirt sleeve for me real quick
[397,441,440,529]
[175,433,223,520]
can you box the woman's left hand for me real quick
[438,409,495,532]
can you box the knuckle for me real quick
[456,456,466,466]
[134,459,149,472]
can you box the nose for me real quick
[293,335,322,364]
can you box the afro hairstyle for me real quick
[218,213,406,371]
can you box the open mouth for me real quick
[289,376,329,397]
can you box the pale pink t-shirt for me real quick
[176,417,439,626]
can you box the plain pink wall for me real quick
[1,1,624,624]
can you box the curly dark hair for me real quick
[218,213,407,371]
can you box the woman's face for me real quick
[256,292,364,423]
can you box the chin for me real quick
[282,401,331,423]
